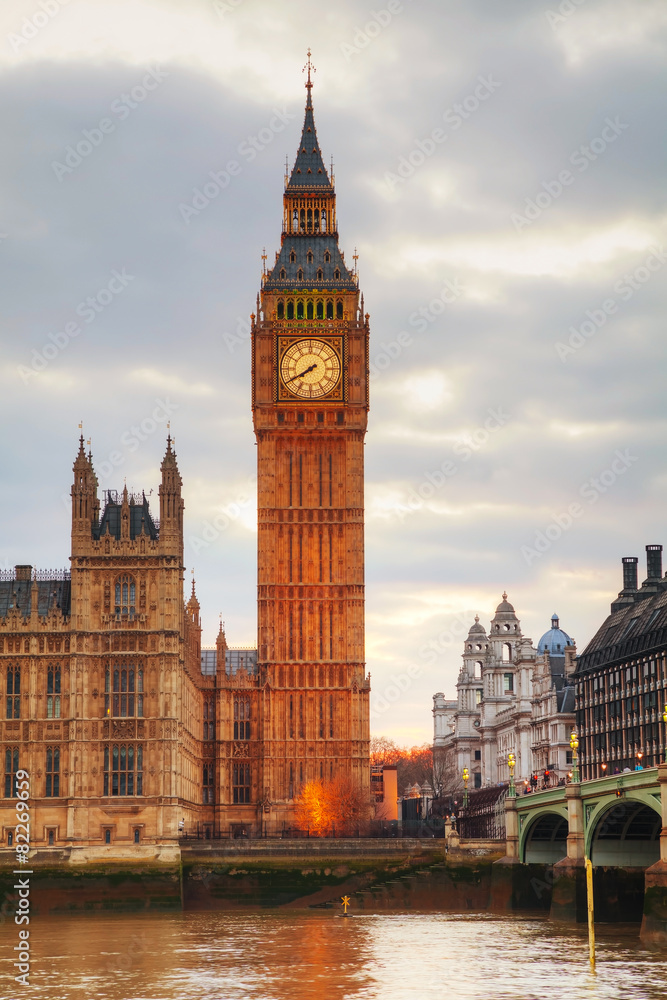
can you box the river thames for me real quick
[2,911,667,1000]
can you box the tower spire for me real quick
[303,48,315,105]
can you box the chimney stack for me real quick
[646,544,663,581]
[622,556,638,592]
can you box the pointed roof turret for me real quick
[286,50,332,190]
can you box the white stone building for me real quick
[433,596,576,795]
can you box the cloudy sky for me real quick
[1,0,666,744]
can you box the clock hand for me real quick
[284,362,317,385]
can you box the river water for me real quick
[2,911,667,1000]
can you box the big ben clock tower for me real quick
[251,54,370,824]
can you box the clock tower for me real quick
[251,54,370,824]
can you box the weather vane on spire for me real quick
[303,48,315,91]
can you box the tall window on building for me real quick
[203,764,214,803]
[503,673,514,693]
[234,698,250,740]
[6,666,20,719]
[114,574,136,617]
[203,699,215,740]
[104,744,143,796]
[105,665,143,717]
[233,764,251,803]
[4,748,19,798]
[47,665,61,718]
[45,746,60,797]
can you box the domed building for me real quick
[433,599,577,797]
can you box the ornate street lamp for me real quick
[462,766,469,808]
[570,730,580,783]
[600,762,607,777]
[507,752,516,796]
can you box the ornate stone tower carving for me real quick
[251,54,370,821]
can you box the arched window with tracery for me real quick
[47,665,61,718]
[105,664,143,717]
[6,665,20,719]
[114,574,135,617]
[104,743,143,796]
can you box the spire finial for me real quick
[303,48,315,95]
[502,591,508,601]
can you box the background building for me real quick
[575,545,667,779]
[433,596,576,796]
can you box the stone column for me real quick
[550,782,586,922]
[641,762,667,946]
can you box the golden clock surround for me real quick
[277,334,345,402]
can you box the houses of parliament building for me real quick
[0,60,371,854]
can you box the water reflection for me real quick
[1,910,666,1000]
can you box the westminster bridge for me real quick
[494,763,667,944]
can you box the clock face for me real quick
[279,339,341,399]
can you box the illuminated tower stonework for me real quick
[251,56,371,823]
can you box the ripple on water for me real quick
[1,910,666,1000]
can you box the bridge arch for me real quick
[587,795,662,867]
[522,808,568,864]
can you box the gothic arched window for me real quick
[6,665,20,719]
[287,300,294,320]
[307,300,314,320]
[336,300,343,319]
[277,300,284,319]
[297,299,304,319]
[316,300,324,319]
[326,299,333,319]
[114,574,135,617]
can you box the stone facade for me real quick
[433,596,576,796]
[0,67,371,854]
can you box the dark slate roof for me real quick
[264,235,356,291]
[287,88,332,189]
[575,587,667,675]
[93,494,158,541]
[558,686,575,713]
[0,577,71,619]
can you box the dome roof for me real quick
[468,615,486,636]
[494,592,516,615]
[537,614,574,655]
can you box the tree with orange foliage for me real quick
[370,736,434,793]
[294,775,369,837]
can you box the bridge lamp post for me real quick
[600,762,607,777]
[570,730,580,783]
[507,752,516,796]
[462,767,469,808]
